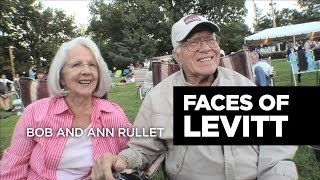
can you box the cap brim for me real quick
[177,21,220,42]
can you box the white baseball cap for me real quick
[171,14,220,48]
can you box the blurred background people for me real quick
[304,33,319,51]
[0,81,12,111]
[28,65,36,80]
[142,60,156,97]
[36,67,48,80]
[0,74,14,91]
[250,51,275,86]
[143,59,150,69]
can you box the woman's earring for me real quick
[61,88,69,96]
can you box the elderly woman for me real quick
[0,37,132,179]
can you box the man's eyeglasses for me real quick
[65,62,98,71]
[181,37,219,52]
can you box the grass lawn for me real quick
[273,59,320,86]
[1,59,319,179]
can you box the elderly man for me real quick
[92,14,298,180]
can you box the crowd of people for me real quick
[0,67,49,112]
[4,13,320,180]
[285,33,320,83]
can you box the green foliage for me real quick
[253,0,320,34]
[297,0,320,22]
[262,51,286,60]
[87,0,250,68]
[219,20,251,54]
[0,0,79,77]
[88,0,171,70]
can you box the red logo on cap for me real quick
[184,15,201,25]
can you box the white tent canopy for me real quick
[244,21,320,46]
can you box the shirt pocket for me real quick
[165,145,187,179]
[152,113,186,179]
[233,145,259,179]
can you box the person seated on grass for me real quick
[0,37,132,179]
[250,51,275,86]
[125,74,135,83]
[0,82,12,112]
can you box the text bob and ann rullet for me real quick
[26,127,164,138]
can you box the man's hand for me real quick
[91,153,128,180]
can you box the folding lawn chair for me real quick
[133,68,149,99]
[18,77,50,108]
[18,77,109,108]
[151,50,255,87]
[219,49,254,82]
[152,62,180,87]
[11,80,24,115]
[289,50,320,86]
[261,57,275,86]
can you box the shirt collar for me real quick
[178,68,219,86]
[52,97,114,115]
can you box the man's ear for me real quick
[172,49,181,66]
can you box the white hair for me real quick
[47,37,111,98]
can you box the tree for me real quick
[88,0,249,69]
[251,0,264,32]
[219,20,251,54]
[88,0,172,69]
[297,0,320,22]
[253,0,320,35]
[0,0,79,78]
[0,0,19,77]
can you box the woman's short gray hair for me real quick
[47,37,111,98]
